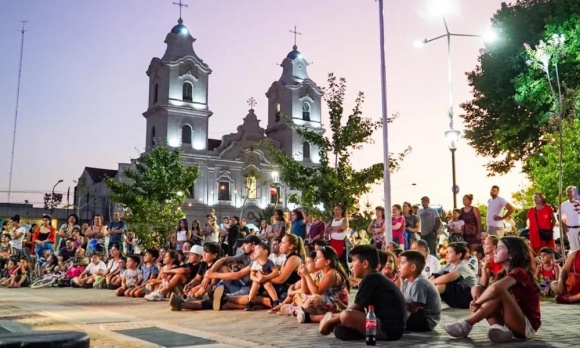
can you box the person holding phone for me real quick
[561,186,580,252]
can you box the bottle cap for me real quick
[368,305,374,310]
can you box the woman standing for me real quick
[368,206,386,249]
[175,218,191,251]
[290,209,306,239]
[403,202,420,250]
[527,193,556,253]
[392,204,406,248]
[191,220,203,245]
[270,210,287,240]
[32,215,57,257]
[85,215,107,255]
[57,214,79,252]
[460,194,483,248]
[327,205,348,269]
[9,215,25,259]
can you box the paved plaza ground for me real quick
[0,287,578,347]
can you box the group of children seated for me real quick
[0,227,554,344]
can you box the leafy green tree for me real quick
[263,73,410,217]
[461,0,580,174]
[106,146,200,248]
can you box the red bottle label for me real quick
[365,320,377,330]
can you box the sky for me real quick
[0,0,525,211]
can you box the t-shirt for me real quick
[507,267,541,332]
[10,227,25,250]
[401,275,441,330]
[250,259,276,275]
[448,220,465,233]
[58,247,76,262]
[422,254,441,278]
[231,253,252,285]
[122,268,142,287]
[404,215,419,230]
[107,259,121,274]
[291,220,306,239]
[268,253,286,269]
[466,257,478,272]
[487,196,508,228]
[418,208,439,236]
[355,270,406,338]
[86,261,107,275]
[108,220,127,245]
[438,262,476,287]
[562,200,580,227]
[183,261,203,283]
[140,263,160,285]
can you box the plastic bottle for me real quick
[365,305,377,346]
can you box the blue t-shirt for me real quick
[108,220,127,244]
[291,219,306,239]
[139,263,159,285]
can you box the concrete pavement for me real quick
[0,287,578,347]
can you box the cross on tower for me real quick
[289,25,302,48]
[173,0,188,19]
[247,97,257,110]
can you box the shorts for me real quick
[406,309,433,332]
[521,317,535,340]
[440,278,472,309]
[229,285,250,296]
[487,226,501,236]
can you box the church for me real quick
[74,16,324,223]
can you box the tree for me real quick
[263,73,410,217]
[106,145,200,248]
[461,0,580,174]
[44,192,63,214]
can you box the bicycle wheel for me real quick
[30,277,56,289]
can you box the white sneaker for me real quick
[444,320,473,338]
[144,291,166,301]
[488,324,513,343]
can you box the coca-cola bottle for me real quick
[365,305,377,346]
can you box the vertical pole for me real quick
[446,18,457,209]
[451,150,457,209]
[378,0,392,244]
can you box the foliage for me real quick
[106,145,200,248]
[476,203,488,231]
[461,0,580,174]
[526,118,580,205]
[349,198,374,232]
[262,73,411,218]
[44,193,63,213]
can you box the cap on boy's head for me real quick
[235,235,261,247]
[186,245,204,257]
[540,247,556,256]
[146,248,160,259]
[257,242,271,255]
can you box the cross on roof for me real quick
[173,0,188,19]
[289,25,302,48]
[247,97,257,110]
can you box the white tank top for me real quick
[330,218,346,240]
[176,230,188,242]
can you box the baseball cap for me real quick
[235,235,261,247]
[185,245,204,256]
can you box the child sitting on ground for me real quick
[381,250,402,288]
[72,253,106,288]
[41,254,59,276]
[444,236,540,343]
[0,259,17,287]
[319,245,406,342]
[116,255,142,296]
[399,250,442,332]
[109,257,127,288]
[128,248,160,298]
[7,258,31,288]
[430,242,476,309]
[535,247,560,296]
[245,242,280,311]
[273,251,317,315]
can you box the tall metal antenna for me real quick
[8,21,28,204]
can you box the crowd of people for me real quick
[1,184,580,343]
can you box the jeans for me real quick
[35,242,54,257]
[422,233,437,256]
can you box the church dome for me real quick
[286,45,303,60]
[171,19,190,36]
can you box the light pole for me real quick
[417,16,496,208]
[445,129,460,208]
[51,179,64,214]
[377,0,392,244]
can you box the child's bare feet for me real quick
[319,312,334,335]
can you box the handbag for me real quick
[534,208,553,242]
[566,252,580,295]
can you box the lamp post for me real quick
[445,129,460,208]
[51,179,63,214]
[418,16,496,208]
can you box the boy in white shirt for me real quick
[411,240,441,278]
[72,253,106,288]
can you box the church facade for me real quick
[75,17,323,222]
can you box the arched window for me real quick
[181,125,192,144]
[151,127,156,146]
[302,102,311,121]
[275,103,281,122]
[153,83,159,104]
[303,141,311,159]
[182,82,193,102]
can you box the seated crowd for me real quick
[3,206,580,345]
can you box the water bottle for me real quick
[365,305,377,346]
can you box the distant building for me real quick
[75,17,323,222]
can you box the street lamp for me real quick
[418,15,496,208]
[445,129,460,208]
[51,179,63,214]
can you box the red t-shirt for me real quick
[486,255,504,276]
[508,267,541,332]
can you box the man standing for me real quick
[108,212,127,251]
[561,186,580,252]
[418,197,440,256]
[486,186,514,236]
